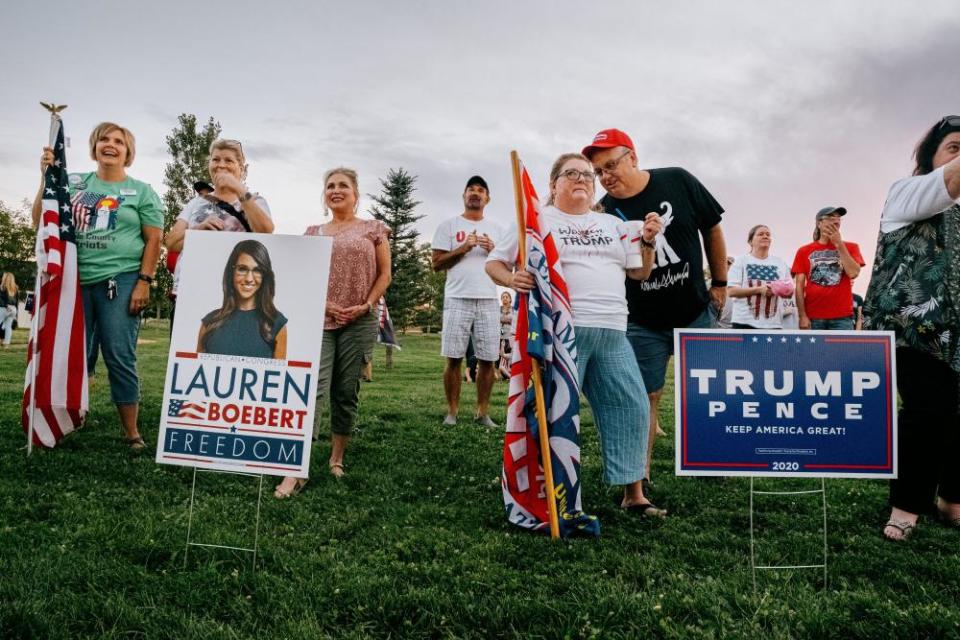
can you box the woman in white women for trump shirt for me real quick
[486,152,666,516]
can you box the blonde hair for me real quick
[89,122,136,167]
[323,167,360,215]
[208,139,248,180]
[1,272,16,297]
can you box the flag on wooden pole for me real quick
[22,110,88,449]
[502,152,599,538]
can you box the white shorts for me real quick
[441,298,500,361]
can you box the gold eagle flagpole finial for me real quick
[40,102,68,114]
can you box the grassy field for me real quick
[1,322,959,639]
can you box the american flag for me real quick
[501,156,599,538]
[746,263,780,320]
[168,399,208,420]
[22,114,88,449]
[375,297,400,350]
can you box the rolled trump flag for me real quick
[768,278,795,298]
[617,220,646,269]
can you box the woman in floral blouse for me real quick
[863,116,960,541]
[273,168,391,498]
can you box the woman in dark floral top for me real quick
[863,116,960,541]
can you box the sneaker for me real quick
[474,415,499,428]
[442,414,457,426]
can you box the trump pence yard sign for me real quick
[674,329,897,479]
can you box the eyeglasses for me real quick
[234,265,263,279]
[937,116,960,131]
[558,169,596,183]
[594,149,632,177]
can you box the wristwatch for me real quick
[240,191,254,203]
[640,238,656,249]
[137,272,154,284]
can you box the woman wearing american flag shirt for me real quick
[726,225,792,330]
[34,122,164,451]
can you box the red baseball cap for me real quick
[582,128,635,158]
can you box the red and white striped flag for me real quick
[22,114,88,449]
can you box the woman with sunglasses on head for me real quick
[273,167,391,498]
[486,153,666,516]
[164,139,274,302]
[863,116,960,541]
[34,122,162,450]
[197,239,287,359]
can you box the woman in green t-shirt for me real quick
[34,122,163,451]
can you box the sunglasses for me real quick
[937,116,960,131]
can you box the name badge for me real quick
[120,189,137,196]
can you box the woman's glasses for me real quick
[559,169,596,183]
[234,265,264,279]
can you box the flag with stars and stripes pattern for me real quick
[22,114,88,449]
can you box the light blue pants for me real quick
[574,326,650,485]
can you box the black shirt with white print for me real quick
[601,167,724,330]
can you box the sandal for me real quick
[123,436,146,452]
[935,499,960,529]
[621,500,667,518]
[882,518,916,541]
[273,478,308,499]
[329,462,345,479]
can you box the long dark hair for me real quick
[199,239,280,350]
[913,117,960,176]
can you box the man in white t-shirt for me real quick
[432,176,506,427]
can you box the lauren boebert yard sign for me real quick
[156,231,331,478]
[674,329,897,479]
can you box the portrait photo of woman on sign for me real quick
[196,239,288,359]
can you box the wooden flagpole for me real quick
[510,150,560,540]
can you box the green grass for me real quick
[1,323,959,639]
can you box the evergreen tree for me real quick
[368,168,425,331]
[152,114,221,318]
[412,241,445,332]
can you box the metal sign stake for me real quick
[183,467,264,571]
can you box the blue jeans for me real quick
[810,316,854,330]
[626,305,716,394]
[575,326,649,485]
[81,271,141,404]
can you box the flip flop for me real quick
[935,499,960,529]
[882,518,916,541]
[621,500,667,518]
[123,436,146,452]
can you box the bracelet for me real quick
[640,238,655,249]
[137,272,154,284]
[711,279,727,287]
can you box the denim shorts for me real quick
[81,271,142,404]
[810,316,854,330]
[625,305,716,394]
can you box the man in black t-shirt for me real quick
[584,128,728,487]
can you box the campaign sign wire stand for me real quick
[749,477,828,592]
[183,467,264,571]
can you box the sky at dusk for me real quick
[1,0,957,293]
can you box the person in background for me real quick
[584,128,727,492]
[487,152,665,515]
[852,293,864,330]
[35,122,163,450]
[0,272,19,348]
[791,206,865,330]
[432,176,505,427]
[164,139,274,299]
[862,115,960,541]
[727,225,791,330]
[274,167,391,497]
